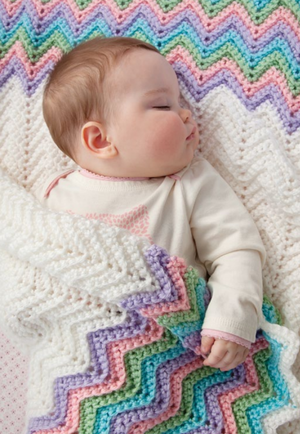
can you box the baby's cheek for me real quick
[150,138,177,160]
[151,118,184,154]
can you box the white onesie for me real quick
[35,155,266,344]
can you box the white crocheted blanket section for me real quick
[0,77,300,433]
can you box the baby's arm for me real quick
[182,157,266,358]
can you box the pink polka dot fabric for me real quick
[0,331,29,434]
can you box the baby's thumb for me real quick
[200,336,215,356]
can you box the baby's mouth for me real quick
[186,127,196,141]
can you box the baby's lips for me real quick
[186,126,196,140]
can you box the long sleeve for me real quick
[182,157,266,342]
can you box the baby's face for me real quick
[105,49,199,177]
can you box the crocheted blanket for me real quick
[1,0,300,433]
[19,248,300,434]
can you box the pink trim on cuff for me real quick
[201,329,251,349]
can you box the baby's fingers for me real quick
[200,336,215,357]
[219,348,249,371]
[202,341,228,368]
[203,341,249,371]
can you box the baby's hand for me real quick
[200,336,249,371]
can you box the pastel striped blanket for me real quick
[24,246,300,433]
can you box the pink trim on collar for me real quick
[80,169,150,181]
[80,169,182,182]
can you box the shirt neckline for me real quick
[80,169,151,182]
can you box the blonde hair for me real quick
[43,36,160,160]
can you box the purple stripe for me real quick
[191,364,245,433]
[0,56,54,97]
[27,310,148,432]
[1,56,298,132]
[120,245,179,310]
[110,350,197,433]
[174,61,300,133]
[1,2,300,58]
[183,331,202,352]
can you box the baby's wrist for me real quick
[201,329,251,349]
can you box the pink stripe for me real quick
[218,337,269,433]
[128,357,204,434]
[167,47,300,112]
[36,319,164,434]
[140,256,190,318]
[128,338,268,434]
[2,0,300,47]
[3,41,299,114]
[0,41,62,78]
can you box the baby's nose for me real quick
[180,108,192,123]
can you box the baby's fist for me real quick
[201,336,249,371]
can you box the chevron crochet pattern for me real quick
[22,246,300,434]
[1,0,300,433]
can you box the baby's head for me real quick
[43,36,199,177]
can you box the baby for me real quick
[36,36,266,371]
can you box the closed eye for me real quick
[153,106,170,110]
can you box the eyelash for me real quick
[153,106,170,110]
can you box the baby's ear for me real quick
[81,121,118,159]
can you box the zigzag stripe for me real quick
[1,14,300,82]
[77,329,179,434]
[1,0,299,22]
[1,2,300,47]
[142,340,269,434]
[242,333,292,433]
[233,345,272,433]
[168,48,300,112]
[27,333,295,434]
[93,346,200,433]
[173,367,246,434]
[219,339,269,434]
[30,315,165,433]
[125,246,207,352]
[89,340,268,434]
[28,244,296,434]
[1,40,300,113]
[140,255,190,317]
[174,60,300,133]
[159,366,240,434]
[1,36,299,95]
[128,364,234,433]
[219,326,289,434]
[1,0,300,131]
[1,45,300,131]
[120,248,182,312]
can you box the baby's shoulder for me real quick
[179,154,217,182]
